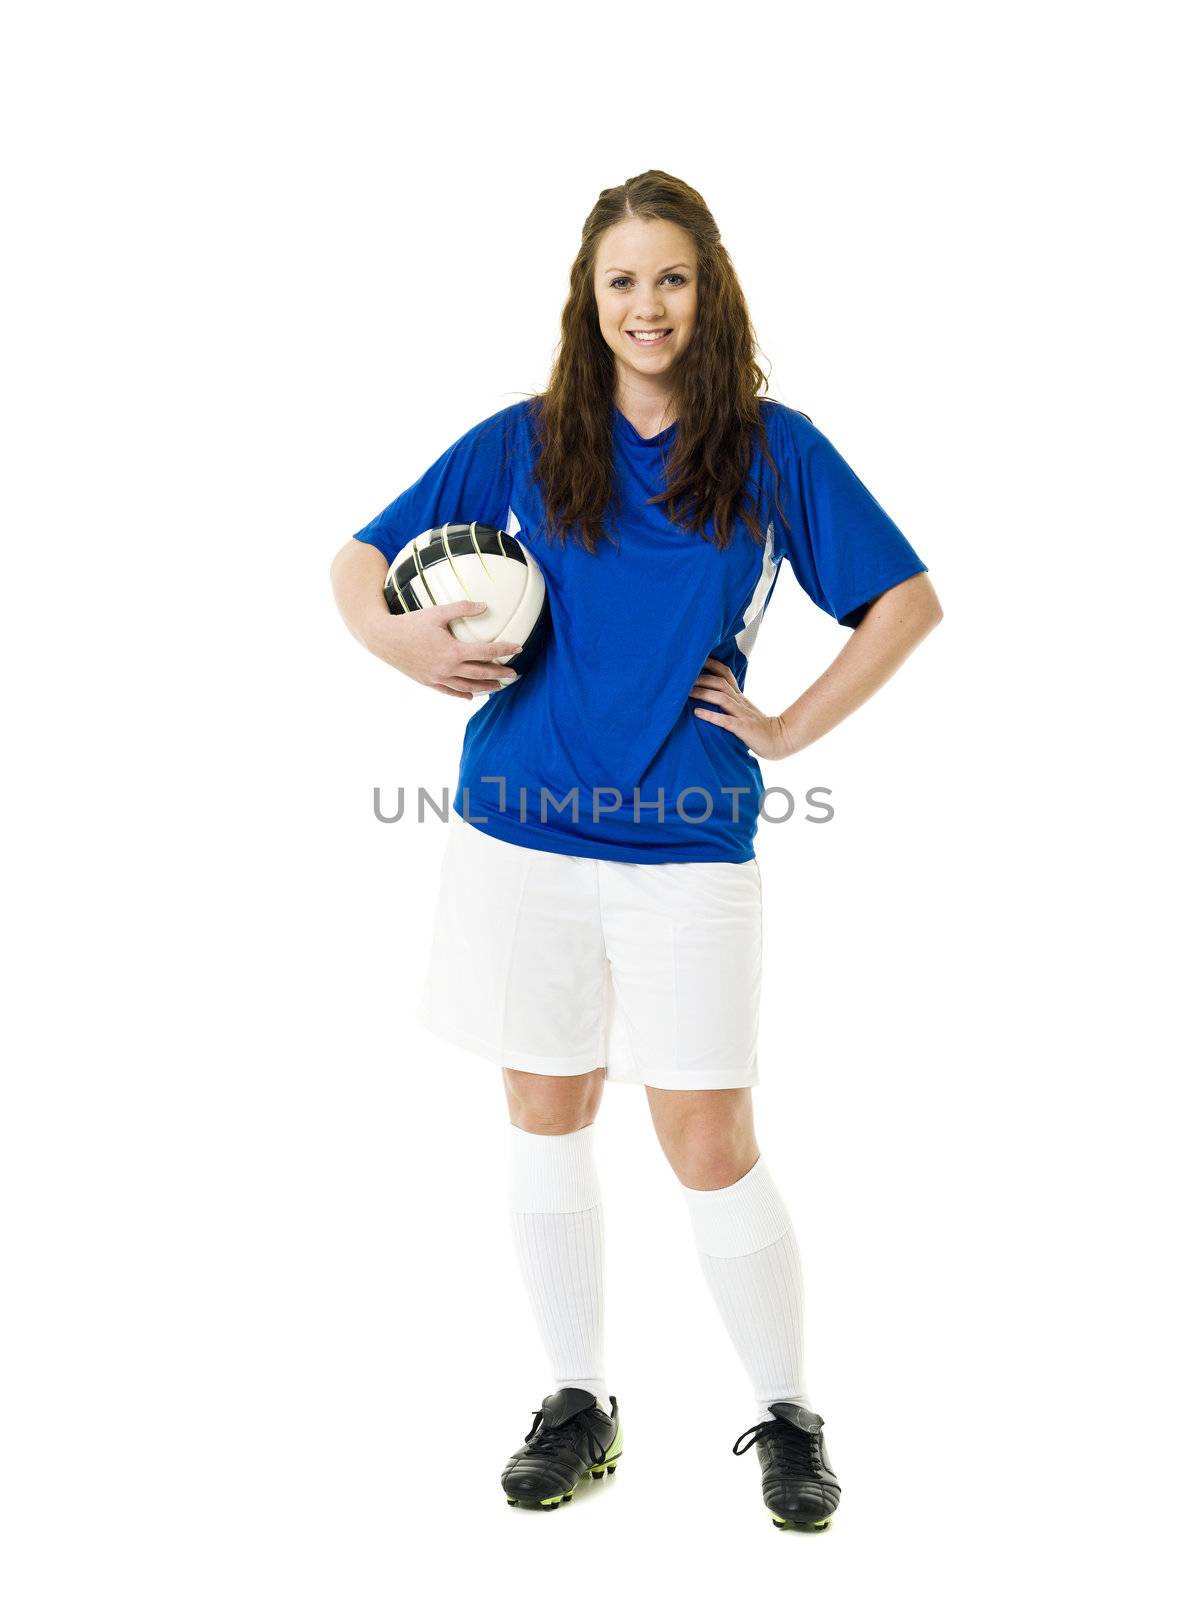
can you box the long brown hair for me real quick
[518,170,798,556]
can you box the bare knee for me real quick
[672,1147,760,1189]
[503,1065,605,1134]
[645,1085,759,1188]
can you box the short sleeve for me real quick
[351,404,517,567]
[770,406,928,628]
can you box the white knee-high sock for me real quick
[681,1155,812,1424]
[507,1123,610,1416]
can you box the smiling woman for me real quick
[331,165,942,1533]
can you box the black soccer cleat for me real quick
[501,1387,623,1509]
[731,1402,841,1530]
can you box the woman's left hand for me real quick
[689,658,793,761]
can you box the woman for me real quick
[330,170,943,1531]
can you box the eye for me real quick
[608,273,689,290]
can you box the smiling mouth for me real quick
[626,329,673,344]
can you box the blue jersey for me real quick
[353,398,927,863]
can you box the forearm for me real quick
[779,573,943,756]
[330,539,390,655]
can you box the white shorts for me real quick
[415,810,763,1090]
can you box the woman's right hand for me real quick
[365,600,522,701]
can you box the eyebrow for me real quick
[602,262,692,275]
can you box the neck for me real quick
[614,384,676,435]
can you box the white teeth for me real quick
[630,330,670,341]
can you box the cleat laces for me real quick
[523,1407,609,1467]
[731,1417,821,1473]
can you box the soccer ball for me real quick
[383,522,549,685]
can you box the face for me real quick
[593,216,698,406]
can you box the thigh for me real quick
[599,857,763,1091]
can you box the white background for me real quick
[3,1,1195,1594]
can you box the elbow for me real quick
[876,573,943,638]
[912,597,944,647]
[898,584,943,649]
[913,573,944,633]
